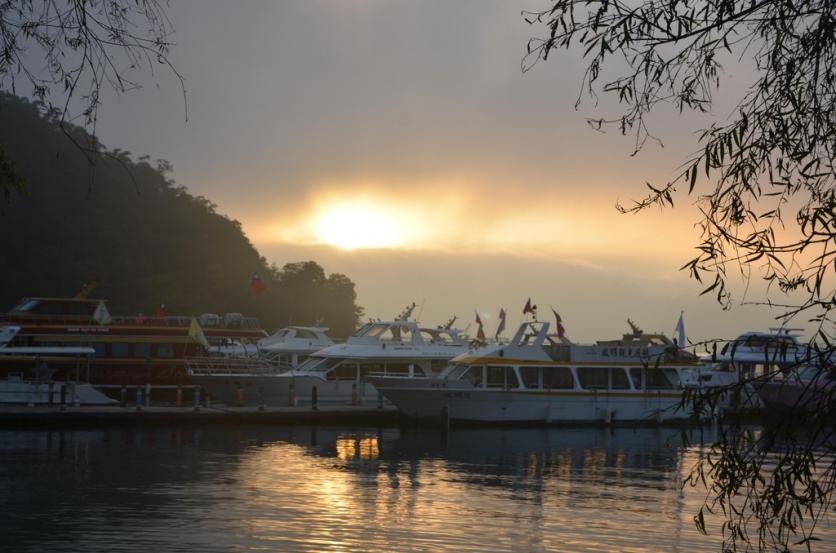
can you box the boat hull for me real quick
[370,376,694,423]
[0,381,116,405]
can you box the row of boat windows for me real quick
[318,360,449,380]
[33,342,179,358]
[452,365,678,391]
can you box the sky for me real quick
[82,0,801,342]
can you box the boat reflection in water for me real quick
[2,425,835,552]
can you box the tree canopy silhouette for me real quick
[0,0,183,197]
[0,93,363,337]
[524,1,835,551]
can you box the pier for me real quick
[0,404,401,428]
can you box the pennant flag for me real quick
[250,273,267,295]
[523,298,537,317]
[551,307,565,338]
[675,311,686,348]
[92,301,112,325]
[189,317,211,350]
[477,324,486,341]
[155,302,167,318]
[495,308,506,339]
[475,311,483,327]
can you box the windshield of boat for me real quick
[420,329,456,344]
[355,323,416,342]
[295,356,342,373]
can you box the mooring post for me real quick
[71,383,79,407]
[311,386,318,411]
[136,385,143,411]
[120,385,127,408]
[176,385,183,408]
[145,383,151,408]
[204,388,211,409]
[351,381,359,406]
[288,379,297,407]
[193,386,201,411]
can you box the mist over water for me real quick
[3,425,834,552]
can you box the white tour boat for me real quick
[190,319,468,406]
[207,325,334,361]
[0,325,116,405]
[369,320,731,424]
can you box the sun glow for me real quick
[311,202,409,249]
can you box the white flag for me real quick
[675,312,686,348]
[93,301,112,325]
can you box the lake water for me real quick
[1,425,833,552]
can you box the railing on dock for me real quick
[185,356,283,376]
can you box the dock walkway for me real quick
[0,404,401,427]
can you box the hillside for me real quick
[0,94,362,337]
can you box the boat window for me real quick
[486,366,519,389]
[359,362,384,378]
[664,369,681,387]
[542,366,574,389]
[91,343,106,357]
[577,367,608,389]
[358,324,389,338]
[12,299,40,312]
[447,364,470,379]
[611,368,630,389]
[134,344,151,358]
[520,366,539,388]
[111,343,130,357]
[462,366,484,387]
[384,362,411,375]
[429,359,449,373]
[327,363,357,381]
[157,344,175,358]
[297,356,339,372]
[296,329,318,340]
[629,367,675,389]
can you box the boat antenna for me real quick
[396,302,417,321]
[415,299,426,324]
[627,318,643,336]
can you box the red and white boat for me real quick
[0,296,267,387]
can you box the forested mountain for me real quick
[0,94,363,337]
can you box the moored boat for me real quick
[0,296,267,387]
[0,325,115,405]
[190,318,468,406]
[369,320,732,424]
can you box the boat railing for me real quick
[185,356,282,377]
[0,313,262,329]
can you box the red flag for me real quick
[495,308,506,339]
[477,324,486,341]
[552,307,566,338]
[523,298,536,315]
[250,273,267,295]
[475,311,483,327]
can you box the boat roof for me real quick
[451,321,700,367]
[0,346,96,355]
[306,320,468,361]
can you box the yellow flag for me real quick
[189,317,210,350]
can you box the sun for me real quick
[312,202,407,249]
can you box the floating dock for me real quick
[0,404,402,427]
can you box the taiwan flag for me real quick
[250,273,267,296]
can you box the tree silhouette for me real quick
[524,1,835,550]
